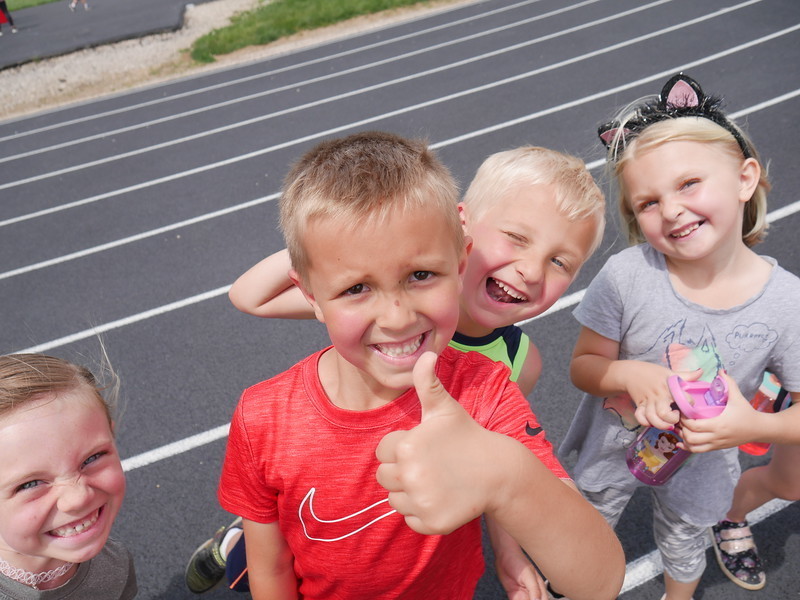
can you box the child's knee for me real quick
[652,505,707,583]
[656,532,707,583]
[762,460,800,501]
[772,477,800,501]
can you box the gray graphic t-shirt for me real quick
[559,244,800,526]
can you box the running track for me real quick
[2,0,799,597]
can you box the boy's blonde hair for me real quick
[610,116,770,247]
[280,131,462,281]
[0,353,116,424]
[462,146,606,253]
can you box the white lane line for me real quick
[0,0,609,162]
[432,26,800,149]
[620,499,793,593]
[121,424,230,472]
[0,0,684,186]
[0,0,767,198]
[4,84,797,283]
[0,0,542,142]
[15,285,231,354]
[0,194,278,282]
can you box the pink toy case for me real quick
[626,375,728,486]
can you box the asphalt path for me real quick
[1,0,799,598]
[0,0,216,69]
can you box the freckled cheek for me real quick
[543,279,570,305]
[430,288,461,333]
[93,467,127,507]
[108,468,127,501]
[327,312,370,345]
[635,215,660,237]
[464,244,497,273]
[11,506,47,543]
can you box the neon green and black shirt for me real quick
[449,325,530,382]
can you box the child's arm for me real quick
[241,519,298,600]
[680,374,800,450]
[486,516,549,600]
[570,326,698,430]
[228,249,315,319]
[376,353,625,600]
[514,340,542,397]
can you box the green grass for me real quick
[8,0,59,10]
[7,0,437,64]
[190,0,434,63]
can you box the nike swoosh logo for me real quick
[526,422,543,436]
[298,487,397,542]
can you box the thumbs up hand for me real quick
[376,351,514,535]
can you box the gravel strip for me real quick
[0,0,469,121]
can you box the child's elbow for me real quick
[597,541,626,600]
[591,520,626,599]
[568,356,583,388]
[228,285,246,310]
[571,504,626,600]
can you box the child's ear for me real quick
[457,202,469,235]
[457,237,471,295]
[289,269,325,323]
[738,157,761,203]
[462,235,473,267]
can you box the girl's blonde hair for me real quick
[0,353,117,424]
[609,116,770,247]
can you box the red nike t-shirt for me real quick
[218,346,566,599]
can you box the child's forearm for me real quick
[515,341,542,397]
[487,514,549,600]
[487,445,624,600]
[249,568,298,600]
[228,249,314,318]
[681,383,800,451]
[486,514,520,559]
[570,327,625,397]
[570,353,628,397]
[745,400,800,445]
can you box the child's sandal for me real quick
[709,520,766,590]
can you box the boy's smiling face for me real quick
[293,204,466,409]
[458,184,597,336]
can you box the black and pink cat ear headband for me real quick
[597,73,752,159]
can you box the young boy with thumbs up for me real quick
[212,132,623,600]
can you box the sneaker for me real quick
[710,520,766,590]
[69,1,75,10]
[185,517,242,593]
[11,27,17,33]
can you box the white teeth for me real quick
[376,335,423,358]
[495,280,527,301]
[671,222,700,238]
[51,511,98,538]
